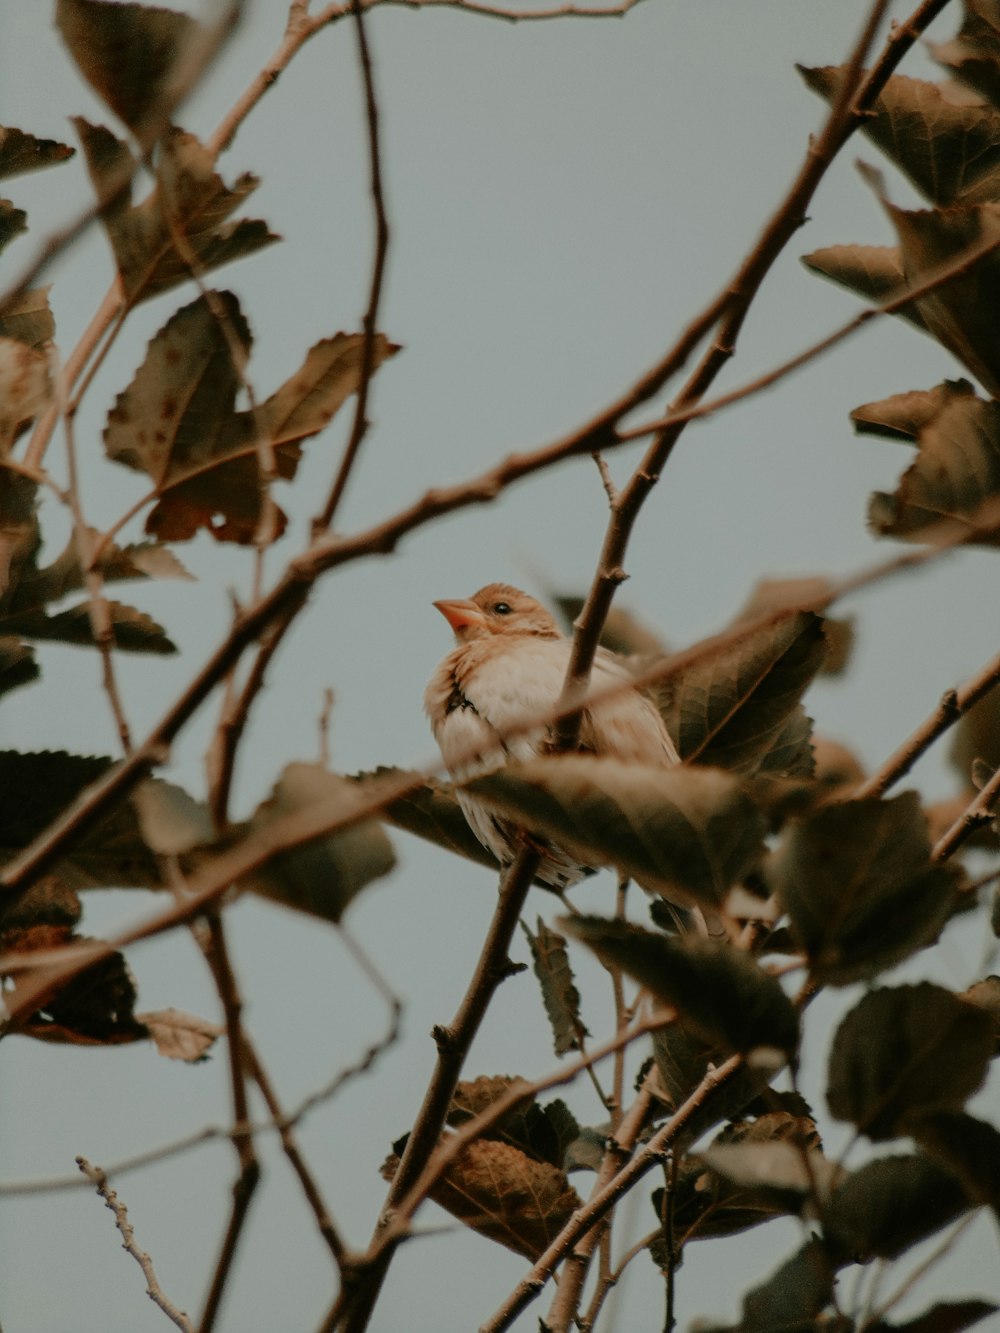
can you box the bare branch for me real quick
[77,1157,195,1333]
[316,0,391,533]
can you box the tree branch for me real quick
[77,1156,195,1333]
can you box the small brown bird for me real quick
[424,583,680,889]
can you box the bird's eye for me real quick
[493,602,511,616]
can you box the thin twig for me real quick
[0,5,245,326]
[76,1156,195,1332]
[932,761,1000,862]
[593,451,618,506]
[858,643,1000,801]
[316,0,391,533]
[553,0,899,752]
[479,1055,745,1333]
[1,971,400,1200]
[1,499,990,952]
[55,349,134,752]
[580,1226,664,1332]
[329,846,542,1332]
[243,1036,348,1265]
[197,913,260,1333]
[543,1058,656,1333]
[382,0,646,18]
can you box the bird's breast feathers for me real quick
[424,637,677,775]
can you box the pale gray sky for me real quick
[2,2,998,1330]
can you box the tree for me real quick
[2,1,999,1330]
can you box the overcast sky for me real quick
[2,2,998,1330]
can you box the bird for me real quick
[424,582,680,890]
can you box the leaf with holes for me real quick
[104,291,397,543]
[409,1137,581,1260]
[74,120,278,303]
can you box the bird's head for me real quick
[433,583,562,643]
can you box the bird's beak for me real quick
[433,598,487,633]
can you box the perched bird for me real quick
[424,582,680,890]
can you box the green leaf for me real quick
[736,577,854,676]
[0,200,28,256]
[0,471,39,605]
[737,1238,836,1332]
[801,66,1000,205]
[522,917,587,1057]
[0,126,74,180]
[657,612,826,777]
[766,792,957,984]
[827,983,995,1140]
[950,680,1000,787]
[889,1300,1000,1333]
[0,337,50,457]
[237,764,396,923]
[958,975,1000,1049]
[9,535,192,617]
[698,1140,842,1200]
[1,912,147,1048]
[57,0,203,136]
[563,916,799,1058]
[0,750,162,891]
[821,1154,970,1262]
[910,1109,1000,1207]
[0,637,37,696]
[0,286,55,350]
[467,758,767,911]
[132,778,214,857]
[651,1020,764,1141]
[104,291,397,544]
[851,380,977,443]
[868,389,1000,544]
[3,599,177,655]
[0,875,81,931]
[74,120,278,304]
